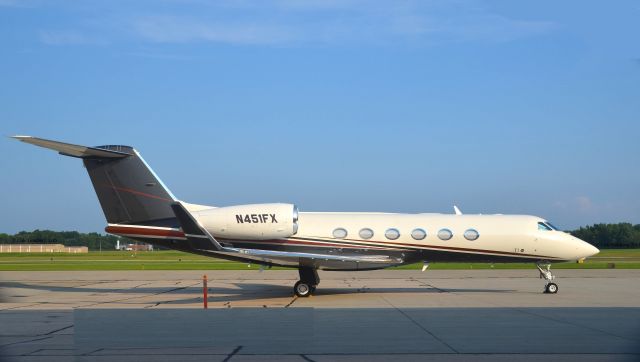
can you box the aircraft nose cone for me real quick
[579,242,600,259]
[586,243,600,257]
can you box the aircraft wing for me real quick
[170,201,401,265]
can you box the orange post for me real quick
[203,274,208,309]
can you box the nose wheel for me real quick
[294,266,319,297]
[544,282,558,294]
[536,262,558,294]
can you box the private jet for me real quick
[12,136,599,296]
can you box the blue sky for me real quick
[1,0,639,233]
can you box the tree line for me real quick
[570,223,640,248]
[1,223,639,250]
[0,230,133,251]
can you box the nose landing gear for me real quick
[294,266,319,297]
[536,262,558,294]
[545,282,558,294]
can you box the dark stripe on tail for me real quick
[83,146,177,225]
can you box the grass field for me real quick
[0,249,639,271]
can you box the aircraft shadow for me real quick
[0,281,514,304]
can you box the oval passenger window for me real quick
[332,228,348,239]
[385,228,400,240]
[438,228,453,240]
[359,228,374,240]
[411,228,427,240]
[464,229,479,241]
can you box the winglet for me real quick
[453,205,462,215]
[170,201,224,251]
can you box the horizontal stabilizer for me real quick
[11,136,131,158]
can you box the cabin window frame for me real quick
[463,229,480,241]
[411,228,427,240]
[359,228,374,240]
[332,227,348,239]
[385,228,401,240]
[438,228,453,241]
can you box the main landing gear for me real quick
[294,266,319,297]
[536,262,558,294]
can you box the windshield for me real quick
[545,222,559,231]
[538,221,559,231]
[538,222,552,231]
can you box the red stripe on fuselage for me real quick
[106,225,557,259]
[223,238,391,250]
[105,226,392,250]
[105,225,184,238]
[338,237,553,259]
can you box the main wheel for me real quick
[294,281,312,297]
[545,282,558,294]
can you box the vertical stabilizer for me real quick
[13,136,178,227]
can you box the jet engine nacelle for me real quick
[194,203,299,240]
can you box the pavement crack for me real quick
[22,348,44,356]
[1,324,74,338]
[77,283,199,308]
[222,345,242,361]
[0,336,51,347]
[411,278,448,293]
[0,303,43,311]
[284,296,298,308]
[155,285,197,295]
[43,324,73,335]
[82,348,104,356]
[300,354,316,362]
[132,282,154,289]
[380,296,459,353]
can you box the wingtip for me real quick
[10,135,32,141]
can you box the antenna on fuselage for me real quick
[453,205,463,215]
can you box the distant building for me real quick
[117,242,153,251]
[127,243,153,251]
[0,244,88,253]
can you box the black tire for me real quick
[294,281,311,297]
[545,283,558,294]
[310,285,317,294]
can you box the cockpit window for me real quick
[538,222,552,231]
[545,222,559,231]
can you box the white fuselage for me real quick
[287,212,598,262]
[177,202,600,267]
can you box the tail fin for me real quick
[12,136,177,227]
